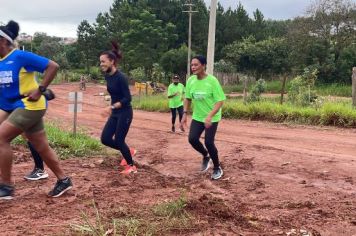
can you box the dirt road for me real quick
[1,83,355,235]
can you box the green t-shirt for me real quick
[167,83,185,108]
[185,74,226,122]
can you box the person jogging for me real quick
[180,55,226,180]
[0,20,72,200]
[99,41,137,174]
[167,75,185,132]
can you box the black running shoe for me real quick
[48,177,73,198]
[24,168,49,181]
[201,155,211,172]
[211,167,224,180]
[0,184,14,200]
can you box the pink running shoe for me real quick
[120,165,137,175]
[120,148,137,166]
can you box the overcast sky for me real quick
[0,0,347,38]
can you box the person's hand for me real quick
[180,113,187,130]
[26,89,42,101]
[101,106,112,118]
[204,116,212,129]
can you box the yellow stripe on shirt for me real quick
[19,67,46,110]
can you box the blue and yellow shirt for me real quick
[0,49,49,110]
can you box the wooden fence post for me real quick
[243,76,248,103]
[280,75,287,105]
[352,67,356,108]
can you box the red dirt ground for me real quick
[1,83,355,236]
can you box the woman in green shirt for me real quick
[180,55,226,180]
[167,75,185,132]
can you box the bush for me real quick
[288,68,318,106]
[248,79,266,102]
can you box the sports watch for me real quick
[38,85,46,93]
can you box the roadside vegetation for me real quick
[12,122,103,159]
[132,69,356,128]
[70,194,192,235]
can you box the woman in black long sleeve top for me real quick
[99,42,137,175]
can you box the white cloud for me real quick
[4,0,352,37]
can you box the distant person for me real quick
[79,75,87,91]
[180,55,226,180]
[99,41,137,174]
[0,20,73,200]
[167,75,185,132]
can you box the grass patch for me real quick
[222,79,290,94]
[132,94,356,128]
[132,94,170,112]
[316,83,352,97]
[71,194,193,236]
[12,122,103,159]
[223,81,351,97]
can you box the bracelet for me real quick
[183,111,188,114]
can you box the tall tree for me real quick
[289,0,356,83]
[77,20,96,72]
[121,10,177,76]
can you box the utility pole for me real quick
[206,0,218,74]
[183,1,198,81]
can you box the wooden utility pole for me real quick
[183,1,198,81]
[206,0,217,74]
[352,67,356,107]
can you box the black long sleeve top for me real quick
[105,70,132,113]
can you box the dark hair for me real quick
[191,55,207,65]
[100,41,122,65]
[0,20,20,42]
[173,74,180,80]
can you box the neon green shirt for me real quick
[185,74,226,122]
[167,83,185,108]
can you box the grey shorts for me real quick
[7,108,46,134]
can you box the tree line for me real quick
[17,0,356,84]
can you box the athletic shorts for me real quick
[7,108,46,134]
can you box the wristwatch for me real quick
[38,85,46,93]
[111,105,116,109]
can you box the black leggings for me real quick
[28,141,44,170]
[188,119,220,169]
[101,108,134,165]
[170,106,184,125]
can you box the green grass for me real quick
[316,83,352,97]
[223,80,352,97]
[12,122,103,159]
[71,194,192,236]
[132,94,170,112]
[222,79,289,94]
[132,94,356,128]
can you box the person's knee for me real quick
[100,136,110,146]
[30,141,48,154]
[188,136,199,145]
